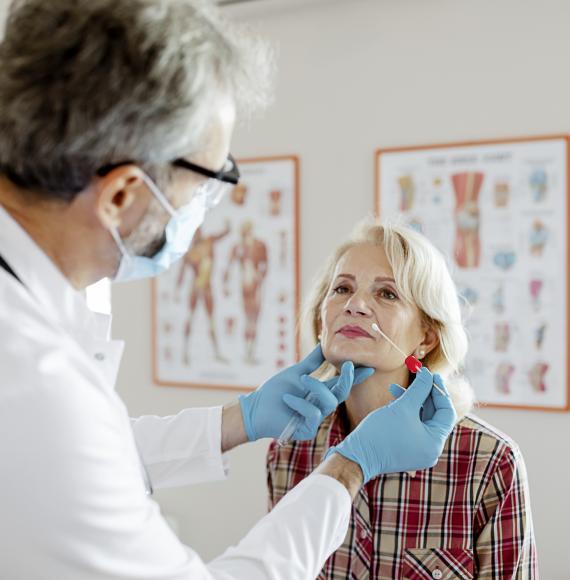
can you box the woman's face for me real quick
[320,243,432,372]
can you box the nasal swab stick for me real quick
[371,323,446,397]
[371,323,420,371]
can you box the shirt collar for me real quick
[0,204,109,340]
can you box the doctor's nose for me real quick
[344,293,373,317]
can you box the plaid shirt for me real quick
[267,412,537,579]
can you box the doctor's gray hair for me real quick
[0,0,272,201]
[304,218,475,420]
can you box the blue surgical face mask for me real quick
[109,174,210,282]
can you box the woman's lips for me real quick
[336,325,373,339]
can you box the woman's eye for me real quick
[333,285,350,294]
[378,288,398,301]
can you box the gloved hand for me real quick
[388,374,439,421]
[239,345,375,441]
[327,368,456,483]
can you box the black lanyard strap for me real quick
[0,253,22,285]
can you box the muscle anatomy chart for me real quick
[376,137,569,410]
[154,157,300,390]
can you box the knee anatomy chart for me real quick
[153,156,300,391]
[376,136,569,410]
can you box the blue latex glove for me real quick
[239,345,375,441]
[327,368,456,483]
[388,374,439,421]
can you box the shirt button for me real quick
[94,352,106,362]
[432,569,443,580]
[359,529,367,540]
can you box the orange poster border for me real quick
[375,134,570,413]
[151,155,302,392]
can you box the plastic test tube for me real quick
[277,391,319,447]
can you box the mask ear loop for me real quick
[140,173,177,217]
[107,173,171,261]
[109,224,132,261]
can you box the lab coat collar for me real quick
[0,204,108,341]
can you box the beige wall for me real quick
[114,0,570,577]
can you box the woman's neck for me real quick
[345,366,411,430]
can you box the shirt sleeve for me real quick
[208,475,352,580]
[474,445,538,578]
[131,407,229,490]
[0,325,352,580]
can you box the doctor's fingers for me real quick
[295,344,325,375]
[298,375,339,417]
[388,383,406,400]
[424,374,456,436]
[388,383,436,421]
[325,363,375,404]
[395,367,434,410]
[282,392,323,425]
[353,366,376,385]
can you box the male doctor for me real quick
[0,1,457,578]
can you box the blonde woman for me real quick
[267,220,537,579]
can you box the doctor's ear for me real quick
[94,165,152,232]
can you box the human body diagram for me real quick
[177,224,231,365]
[223,221,268,364]
[452,171,483,269]
[377,138,568,409]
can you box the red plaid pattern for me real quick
[267,413,537,579]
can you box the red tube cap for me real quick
[405,355,423,374]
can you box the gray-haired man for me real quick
[0,1,456,578]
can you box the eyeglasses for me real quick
[175,154,240,209]
[96,154,240,209]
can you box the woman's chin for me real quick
[323,344,376,370]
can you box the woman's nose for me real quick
[344,293,373,317]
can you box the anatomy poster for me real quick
[376,137,569,410]
[153,156,300,390]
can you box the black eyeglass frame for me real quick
[97,154,240,185]
[173,154,240,185]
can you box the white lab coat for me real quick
[0,205,351,580]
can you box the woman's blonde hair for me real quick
[303,217,475,419]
